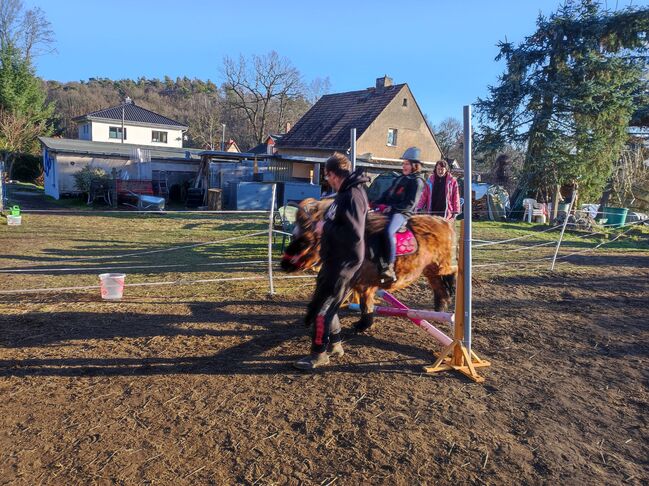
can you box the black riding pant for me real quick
[306,263,357,354]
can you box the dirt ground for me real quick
[0,249,647,485]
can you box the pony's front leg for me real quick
[354,287,377,333]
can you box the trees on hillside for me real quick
[46,61,322,151]
[477,0,649,203]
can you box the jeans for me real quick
[386,213,407,264]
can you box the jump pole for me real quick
[423,105,490,382]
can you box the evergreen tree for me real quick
[0,41,53,178]
[477,0,649,202]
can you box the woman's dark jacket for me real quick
[321,169,370,275]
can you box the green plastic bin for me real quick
[601,206,628,227]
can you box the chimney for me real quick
[375,75,393,92]
[285,122,291,133]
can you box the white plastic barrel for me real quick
[99,273,126,300]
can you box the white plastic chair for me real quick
[523,198,545,223]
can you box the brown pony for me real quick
[280,198,457,332]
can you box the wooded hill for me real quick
[46,76,313,151]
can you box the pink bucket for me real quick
[99,273,126,300]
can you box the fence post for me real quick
[268,184,277,295]
[551,189,577,271]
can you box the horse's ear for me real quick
[301,198,320,215]
[300,198,317,208]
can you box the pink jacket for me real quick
[416,173,461,220]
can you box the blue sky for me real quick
[29,0,648,126]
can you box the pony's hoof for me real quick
[353,314,374,333]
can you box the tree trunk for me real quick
[597,177,614,219]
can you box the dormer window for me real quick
[387,128,398,146]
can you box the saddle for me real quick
[394,226,418,256]
[367,223,418,266]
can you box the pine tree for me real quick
[0,41,53,178]
[477,0,649,202]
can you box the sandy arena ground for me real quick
[0,249,647,485]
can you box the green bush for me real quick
[73,166,111,193]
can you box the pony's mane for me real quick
[296,198,452,238]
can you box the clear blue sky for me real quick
[28,0,648,126]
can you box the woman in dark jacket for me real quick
[373,147,426,282]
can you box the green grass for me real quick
[0,212,646,295]
[468,219,648,277]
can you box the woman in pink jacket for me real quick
[417,160,460,220]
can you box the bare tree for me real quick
[189,92,222,149]
[306,76,331,104]
[0,0,54,59]
[222,51,304,144]
[433,117,463,159]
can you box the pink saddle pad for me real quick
[395,228,417,256]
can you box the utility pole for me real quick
[121,103,125,144]
[221,123,226,151]
[350,128,357,172]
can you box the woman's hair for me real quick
[408,160,422,173]
[435,160,450,172]
[325,152,351,178]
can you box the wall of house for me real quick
[44,152,199,198]
[43,149,59,199]
[77,122,92,141]
[88,121,184,148]
[358,86,441,163]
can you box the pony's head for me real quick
[280,198,330,272]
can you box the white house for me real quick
[73,98,188,148]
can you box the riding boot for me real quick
[328,332,344,358]
[293,352,330,370]
[328,341,344,358]
[379,263,397,283]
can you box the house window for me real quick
[109,126,127,140]
[152,130,168,143]
[403,98,408,106]
[83,124,88,134]
[387,128,398,146]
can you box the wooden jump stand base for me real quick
[423,226,491,383]
[423,340,491,383]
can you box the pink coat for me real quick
[416,173,460,220]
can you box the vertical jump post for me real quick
[423,105,490,382]
[268,183,277,295]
